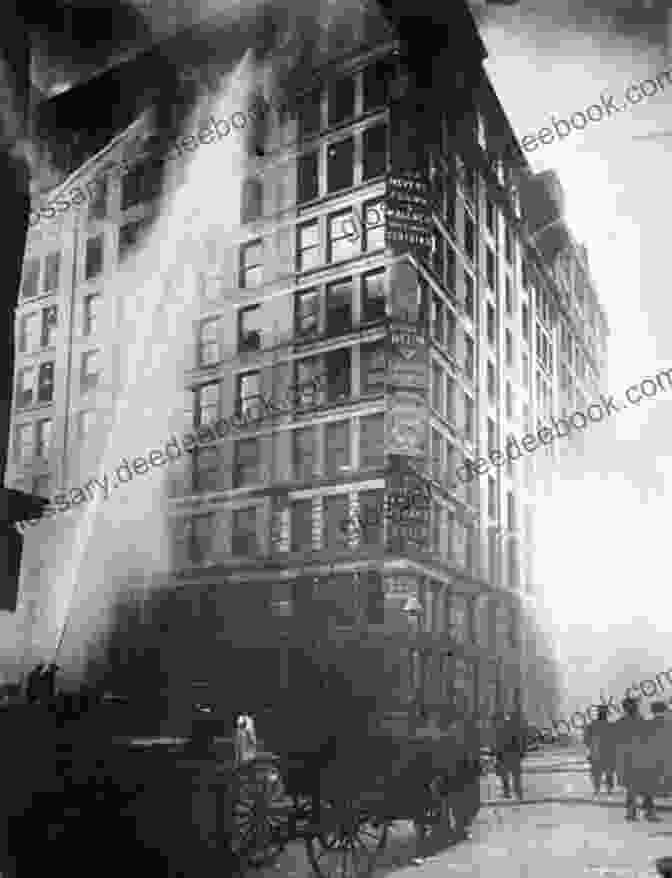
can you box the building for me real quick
[3,0,606,731]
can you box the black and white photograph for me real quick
[1,0,672,876]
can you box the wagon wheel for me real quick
[230,758,288,868]
[306,798,389,878]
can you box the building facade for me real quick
[4,1,606,730]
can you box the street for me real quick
[259,746,672,878]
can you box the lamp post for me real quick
[403,595,424,727]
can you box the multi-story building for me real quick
[4,0,606,730]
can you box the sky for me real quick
[471,0,672,706]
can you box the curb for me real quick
[483,796,672,811]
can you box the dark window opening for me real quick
[327,139,354,193]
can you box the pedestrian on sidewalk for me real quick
[493,710,525,801]
[584,705,615,796]
[614,696,659,822]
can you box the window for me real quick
[432,500,442,551]
[360,489,384,546]
[488,476,496,518]
[431,428,442,481]
[464,335,474,380]
[43,252,60,292]
[81,295,99,337]
[16,423,33,462]
[22,258,39,299]
[293,427,316,481]
[328,76,355,126]
[431,362,444,414]
[85,235,103,279]
[486,197,495,235]
[88,175,107,220]
[363,200,385,251]
[324,495,350,550]
[522,352,529,388]
[464,213,475,262]
[325,421,350,478]
[198,317,221,366]
[486,246,495,290]
[232,507,259,556]
[196,382,219,425]
[327,138,354,193]
[325,348,351,401]
[295,357,323,408]
[505,328,513,367]
[464,393,474,441]
[446,242,455,290]
[431,295,444,345]
[296,88,321,138]
[241,177,263,222]
[487,360,497,402]
[505,275,513,315]
[326,279,352,336]
[361,341,385,394]
[238,304,263,353]
[240,240,263,289]
[118,217,148,260]
[487,302,495,345]
[446,309,456,356]
[476,112,487,150]
[234,438,259,487]
[41,306,58,347]
[432,230,444,280]
[297,220,320,272]
[446,375,456,423]
[297,153,319,205]
[19,313,39,353]
[464,271,474,318]
[504,223,513,263]
[81,350,100,392]
[236,371,260,419]
[78,410,96,439]
[291,500,313,552]
[35,418,52,458]
[507,491,516,531]
[194,444,222,492]
[487,417,496,455]
[121,156,162,209]
[506,382,513,419]
[448,597,469,646]
[363,59,389,111]
[361,270,386,323]
[360,413,384,470]
[363,123,387,180]
[295,288,320,338]
[328,210,359,263]
[38,362,54,402]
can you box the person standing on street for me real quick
[614,696,659,822]
[584,705,615,796]
[493,710,525,801]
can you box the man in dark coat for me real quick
[584,704,615,795]
[613,695,659,821]
[493,710,525,800]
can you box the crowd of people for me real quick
[583,695,672,821]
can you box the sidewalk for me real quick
[397,803,672,878]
